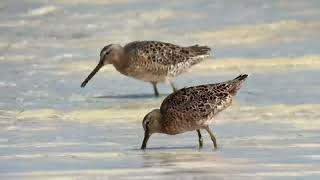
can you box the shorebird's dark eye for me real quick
[145,121,150,129]
[101,51,109,56]
[100,48,112,57]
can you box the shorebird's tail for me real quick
[229,74,248,96]
[188,45,211,57]
[233,74,248,82]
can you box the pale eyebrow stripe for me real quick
[100,44,112,56]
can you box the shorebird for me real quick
[80,41,211,97]
[141,74,248,149]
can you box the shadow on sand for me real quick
[92,93,169,99]
[130,145,200,151]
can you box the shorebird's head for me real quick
[141,109,162,149]
[80,44,122,88]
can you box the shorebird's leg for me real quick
[196,129,203,148]
[151,82,159,97]
[204,126,218,149]
[169,81,177,92]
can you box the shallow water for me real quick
[1,0,320,179]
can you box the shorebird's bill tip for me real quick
[80,82,86,88]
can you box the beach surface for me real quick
[1,0,320,179]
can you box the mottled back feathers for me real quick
[124,41,211,77]
[160,74,248,126]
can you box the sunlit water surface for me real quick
[1,0,320,179]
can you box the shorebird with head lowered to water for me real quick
[80,41,211,97]
[141,74,248,149]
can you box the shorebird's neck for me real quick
[147,109,164,134]
[109,46,128,72]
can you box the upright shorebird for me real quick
[141,74,248,149]
[80,41,211,97]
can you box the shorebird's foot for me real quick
[204,126,218,149]
[197,130,204,148]
[170,81,178,92]
[151,82,160,97]
[199,138,204,148]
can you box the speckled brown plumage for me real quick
[141,74,248,149]
[160,74,247,134]
[124,41,211,78]
[81,41,211,96]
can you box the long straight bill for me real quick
[141,131,151,150]
[81,62,103,88]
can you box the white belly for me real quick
[124,67,171,82]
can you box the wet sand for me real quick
[1,0,320,179]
